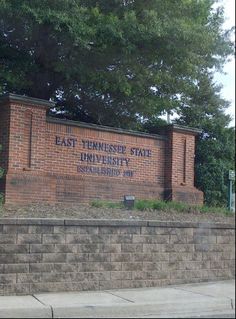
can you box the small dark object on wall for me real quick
[124,195,135,209]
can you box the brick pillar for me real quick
[164,124,203,205]
[0,94,55,204]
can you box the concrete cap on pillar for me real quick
[167,124,202,135]
[0,93,55,109]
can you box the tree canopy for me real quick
[0,0,233,127]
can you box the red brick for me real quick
[0,94,203,205]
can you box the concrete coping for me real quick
[0,94,201,138]
[47,117,167,140]
[0,93,55,108]
[0,218,234,229]
[169,124,202,135]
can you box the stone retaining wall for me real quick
[0,219,235,295]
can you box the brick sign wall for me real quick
[0,94,203,205]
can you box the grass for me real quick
[90,199,124,209]
[90,198,233,216]
[135,199,232,216]
[198,204,232,216]
[0,193,4,206]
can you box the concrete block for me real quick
[110,234,133,244]
[99,244,121,253]
[99,262,122,272]
[142,262,162,272]
[98,226,120,235]
[53,226,77,234]
[67,253,89,263]
[142,243,164,253]
[110,271,132,280]
[17,273,41,284]
[41,272,76,283]
[110,253,132,262]
[53,263,78,273]
[17,234,41,244]
[0,274,16,284]
[29,263,54,273]
[0,235,16,244]
[122,262,143,271]
[170,235,187,244]
[83,272,110,281]
[15,226,29,234]
[78,243,99,253]
[2,226,18,233]
[141,226,160,235]
[42,234,65,244]
[79,262,101,272]
[133,253,156,262]
[3,264,29,274]
[217,236,234,244]
[29,226,54,234]
[121,243,143,252]
[165,244,194,253]
[54,244,77,253]
[0,254,16,264]
[30,244,55,253]
[42,253,67,263]
[15,253,42,263]
[99,280,123,290]
[89,253,110,262]
[78,226,99,235]
[0,244,29,254]
[120,227,141,235]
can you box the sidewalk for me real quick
[0,280,235,318]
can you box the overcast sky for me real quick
[214,0,235,126]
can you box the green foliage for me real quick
[0,0,233,128]
[199,204,232,216]
[0,193,4,205]
[0,167,4,179]
[90,200,104,208]
[90,199,231,216]
[134,199,155,211]
[134,199,231,216]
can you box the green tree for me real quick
[0,0,233,127]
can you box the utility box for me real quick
[124,195,135,209]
